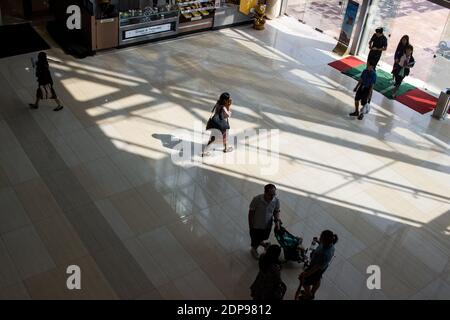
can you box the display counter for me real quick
[213,1,253,29]
[177,0,216,33]
[72,0,254,53]
[119,5,179,45]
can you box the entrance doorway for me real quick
[286,0,353,40]
[357,0,450,95]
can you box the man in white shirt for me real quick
[248,184,281,259]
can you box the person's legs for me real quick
[358,94,369,120]
[51,87,63,111]
[302,284,314,299]
[250,228,263,258]
[392,75,404,98]
[201,135,216,156]
[30,88,41,109]
[354,99,360,114]
[53,98,63,111]
[29,97,40,109]
[350,87,363,116]
[260,227,272,249]
[310,280,321,299]
[222,131,233,153]
[371,56,381,69]
[300,270,322,299]
[367,52,380,69]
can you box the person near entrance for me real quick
[350,62,377,120]
[391,35,410,78]
[367,27,388,68]
[248,184,281,259]
[392,44,415,98]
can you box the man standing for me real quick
[248,184,280,259]
[350,62,377,120]
[367,27,388,69]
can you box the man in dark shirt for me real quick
[349,63,377,120]
[367,27,388,69]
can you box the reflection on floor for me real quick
[0,16,449,300]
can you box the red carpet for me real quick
[396,88,438,114]
[328,56,365,72]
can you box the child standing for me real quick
[350,62,377,120]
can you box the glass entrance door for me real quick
[426,12,450,94]
[357,0,450,95]
[287,0,350,40]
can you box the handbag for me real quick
[206,104,229,131]
[39,84,54,100]
[206,104,217,130]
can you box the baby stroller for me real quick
[274,220,319,269]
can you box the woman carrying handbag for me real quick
[392,44,415,98]
[29,52,64,111]
[201,92,233,157]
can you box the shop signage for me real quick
[100,18,115,23]
[125,23,172,39]
[338,0,359,46]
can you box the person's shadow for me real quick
[152,133,181,150]
[152,133,205,159]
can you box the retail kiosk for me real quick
[64,0,253,53]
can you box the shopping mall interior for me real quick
[0,0,449,300]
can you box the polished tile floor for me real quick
[0,16,449,300]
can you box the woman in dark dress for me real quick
[391,35,409,79]
[392,44,415,98]
[201,92,233,157]
[29,52,63,111]
[250,244,287,301]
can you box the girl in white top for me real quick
[202,92,233,156]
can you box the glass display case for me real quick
[213,0,253,28]
[176,0,216,33]
[118,0,179,45]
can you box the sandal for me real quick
[223,147,233,153]
[201,151,211,157]
[29,103,38,109]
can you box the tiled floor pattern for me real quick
[0,16,449,299]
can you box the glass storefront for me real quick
[286,0,352,40]
[284,0,449,95]
[426,12,450,93]
[356,0,450,95]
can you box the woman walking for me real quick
[391,35,409,79]
[29,52,64,111]
[392,44,415,98]
[201,92,233,156]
